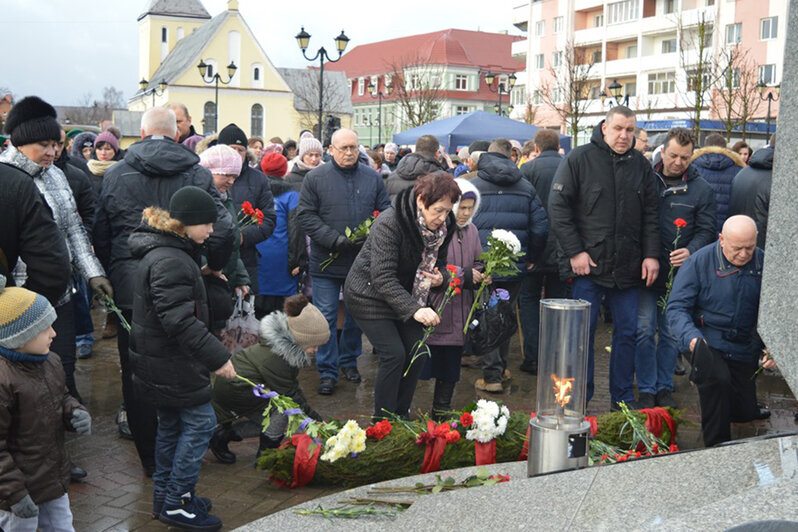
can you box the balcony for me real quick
[641,7,713,35]
[512,39,528,62]
[604,57,641,78]
[574,26,604,45]
[574,0,603,11]
[513,2,529,32]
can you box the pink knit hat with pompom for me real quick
[198,144,242,176]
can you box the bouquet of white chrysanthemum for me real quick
[320,420,367,463]
[463,229,525,333]
[465,400,511,443]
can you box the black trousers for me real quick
[118,309,158,470]
[356,317,424,420]
[52,303,78,400]
[695,344,759,447]
[482,279,522,383]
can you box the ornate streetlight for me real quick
[484,71,517,115]
[368,79,393,145]
[757,81,780,139]
[296,27,350,140]
[138,78,168,108]
[601,79,630,107]
[197,59,237,133]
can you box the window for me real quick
[759,64,776,85]
[729,68,741,89]
[554,16,563,33]
[589,86,601,99]
[535,54,545,70]
[661,39,677,54]
[664,0,677,14]
[206,63,214,78]
[648,71,676,94]
[357,77,364,95]
[592,50,602,63]
[253,67,260,81]
[594,14,604,27]
[761,17,778,40]
[203,101,216,134]
[250,104,263,137]
[726,23,742,44]
[454,74,468,90]
[552,87,564,103]
[455,105,469,115]
[626,45,638,58]
[687,69,712,92]
[607,0,638,24]
[535,20,545,37]
[625,82,636,96]
[410,74,420,89]
[552,51,563,67]
[161,27,167,43]
[532,89,542,105]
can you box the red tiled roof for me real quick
[325,28,524,79]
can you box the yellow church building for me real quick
[129,0,302,140]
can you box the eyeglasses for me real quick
[334,145,359,153]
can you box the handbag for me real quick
[467,290,518,353]
[220,295,260,354]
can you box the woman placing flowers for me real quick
[344,172,460,420]
[419,178,488,420]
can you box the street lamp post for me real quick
[757,81,780,139]
[368,80,393,145]
[138,78,168,108]
[197,59,237,133]
[295,27,350,140]
[484,71,517,115]
[601,79,630,107]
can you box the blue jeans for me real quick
[635,289,680,394]
[572,278,639,405]
[72,276,95,343]
[519,272,571,366]
[310,276,362,381]
[0,493,74,531]
[153,402,216,505]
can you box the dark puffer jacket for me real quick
[690,146,746,232]
[0,162,70,303]
[549,122,659,289]
[385,152,446,201]
[344,186,456,322]
[93,135,235,309]
[471,152,549,276]
[728,146,773,249]
[519,149,563,273]
[298,160,391,279]
[0,353,83,509]
[128,208,231,408]
[55,151,96,233]
[228,161,277,294]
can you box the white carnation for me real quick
[490,229,521,254]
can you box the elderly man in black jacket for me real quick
[298,128,391,395]
[549,106,660,410]
[94,106,235,475]
[518,129,568,374]
[217,123,276,294]
[471,138,549,392]
[634,128,716,410]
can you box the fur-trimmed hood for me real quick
[691,145,745,169]
[259,311,310,369]
[128,207,197,260]
[194,133,218,155]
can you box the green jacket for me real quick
[221,193,250,289]
[212,311,316,422]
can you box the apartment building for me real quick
[511,0,787,145]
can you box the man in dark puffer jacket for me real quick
[470,138,549,391]
[549,106,660,408]
[728,141,774,249]
[385,134,447,201]
[691,133,746,232]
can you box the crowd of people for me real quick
[0,93,777,531]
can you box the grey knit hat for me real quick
[0,275,57,350]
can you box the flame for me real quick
[551,374,575,408]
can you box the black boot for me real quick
[258,434,282,454]
[432,380,456,422]
[209,424,236,464]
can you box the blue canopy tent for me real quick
[392,111,572,154]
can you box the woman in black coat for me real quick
[344,172,460,419]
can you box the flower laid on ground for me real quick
[365,420,393,440]
[657,218,687,314]
[403,265,463,377]
[238,200,264,227]
[320,211,380,271]
[463,229,525,333]
[320,420,367,463]
[465,400,510,443]
[459,412,473,428]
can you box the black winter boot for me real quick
[209,424,236,464]
[432,380,457,421]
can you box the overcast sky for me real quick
[1,0,523,106]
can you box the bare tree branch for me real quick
[384,54,444,130]
[290,70,349,134]
[677,11,720,140]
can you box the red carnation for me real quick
[242,201,254,215]
[454,287,462,295]
[460,412,473,427]
[669,444,679,453]
[434,423,450,437]
[373,210,381,219]
[446,265,458,274]
[674,218,687,228]
[255,209,264,226]
[489,474,510,483]
[453,278,462,286]
[445,430,460,443]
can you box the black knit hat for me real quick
[468,140,490,153]
[218,123,247,147]
[4,96,61,147]
[169,186,218,226]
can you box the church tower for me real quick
[137,0,211,82]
